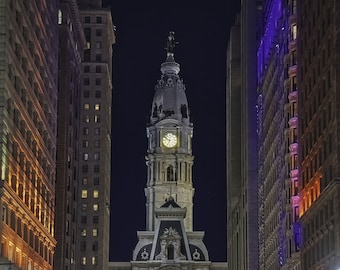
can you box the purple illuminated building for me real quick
[257,0,300,269]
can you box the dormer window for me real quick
[167,244,174,260]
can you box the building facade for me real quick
[54,1,86,269]
[0,0,58,269]
[297,0,340,269]
[226,15,242,269]
[109,32,227,270]
[257,0,300,269]
[226,0,259,268]
[77,1,115,269]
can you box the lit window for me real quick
[93,190,99,198]
[58,10,62,25]
[92,256,97,265]
[81,190,87,198]
[95,104,100,110]
[83,128,89,135]
[83,153,89,161]
[81,228,87,236]
[81,257,86,265]
[83,115,90,123]
[93,229,98,236]
[94,152,100,160]
[94,115,100,123]
[291,24,297,40]
[84,103,90,110]
[83,140,89,148]
[93,204,98,211]
[82,178,88,186]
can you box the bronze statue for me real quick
[165,31,178,53]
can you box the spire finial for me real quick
[165,31,178,54]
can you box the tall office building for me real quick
[0,0,58,269]
[77,1,115,269]
[257,0,301,269]
[226,0,258,268]
[226,15,242,269]
[109,32,227,270]
[54,1,86,269]
[298,0,340,269]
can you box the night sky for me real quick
[108,0,240,262]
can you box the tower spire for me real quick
[126,32,217,270]
[145,33,194,232]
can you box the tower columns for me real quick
[144,32,194,232]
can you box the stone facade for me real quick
[54,1,86,269]
[76,2,115,269]
[257,0,301,269]
[0,0,59,269]
[298,0,340,268]
[109,33,226,270]
[226,0,259,268]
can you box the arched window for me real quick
[58,9,62,25]
[167,166,174,181]
[167,244,174,260]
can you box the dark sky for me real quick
[108,0,240,262]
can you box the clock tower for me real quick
[108,32,227,270]
[145,32,194,232]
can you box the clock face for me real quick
[162,132,177,148]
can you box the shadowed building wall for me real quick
[76,1,115,269]
[226,0,259,268]
[298,0,340,269]
[54,1,86,269]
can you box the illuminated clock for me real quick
[162,132,177,148]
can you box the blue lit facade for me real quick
[257,0,300,269]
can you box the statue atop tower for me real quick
[145,32,194,232]
[165,31,178,53]
[150,32,190,127]
[108,33,227,270]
